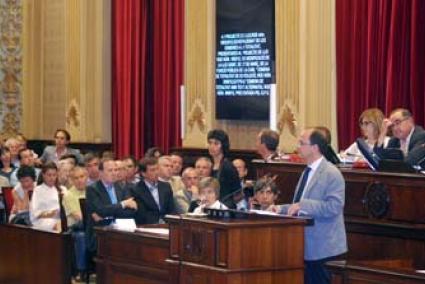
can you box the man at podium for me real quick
[276,128,347,284]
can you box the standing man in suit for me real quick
[85,158,137,254]
[277,128,347,284]
[376,108,425,163]
[130,157,174,224]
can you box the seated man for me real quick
[123,156,140,184]
[250,176,278,211]
[256,129,280,161]
[62,166,88,281]
[158,155,184,192]
[170,152,184,176]
[195,156,213,178]
[10,148,41,187]
[193,177,227,214]
[232,159,253,210]
[375,108,425,164]
[174,167,200,214]
[84,153,100,185]
[130,157,174,224]
[9,166,36,224]
[85,158,137,254]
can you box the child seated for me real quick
[193,177,227,214]
[250,176,278,211]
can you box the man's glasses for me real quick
[391,117,409,127]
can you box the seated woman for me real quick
[9,166,36,225]
[193,177,227,214]
[342,108,390,161]
[30,162,66,232]
[250,175,278,211]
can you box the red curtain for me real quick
[151,0,184,152]
[336,0,425,149]
[112,0,184,158]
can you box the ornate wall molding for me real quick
[0,0,22,139]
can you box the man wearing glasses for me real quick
[376,108,425,161]
[272,128,347,284]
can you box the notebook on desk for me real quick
[356,138,416,173]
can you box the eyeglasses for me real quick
[391,117,409,127]
[297,141,312,147]
[359,121,373,127]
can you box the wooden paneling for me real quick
[0,224,72,284]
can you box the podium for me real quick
[166,210,309,284]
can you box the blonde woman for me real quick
[343,108,390,161]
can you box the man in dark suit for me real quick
[276,128,347,284]
[130,157,174,225]
[85,158,137,254]
[255,129,280,161]
[375,108,425,164]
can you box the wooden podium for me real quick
[166,211,309,284]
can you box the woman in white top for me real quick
[193,177,227,214]
[30,162,66,232]
[343,108,390,161]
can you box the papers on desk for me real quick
[135,227,169,236]
[112,219,137,232]
[250,209,281,216]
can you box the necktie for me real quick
[293,167,311,203]
[107,185,118,204]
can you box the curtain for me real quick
[150,0,184,152]
[112,0,184,158]
[336,0,425,149]
[112,0,148,158]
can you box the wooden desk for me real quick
[167,213,309,284]
[253,161,425,265]
[0,224,72,284]
[327,259,425,284]
[95,226,169,284]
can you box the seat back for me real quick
[2,187,14,221]
[79,198,87,229]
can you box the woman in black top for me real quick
[207,129,241,208]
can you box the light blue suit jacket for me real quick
[280,158,347,260]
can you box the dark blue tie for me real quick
[293,167,311,203]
